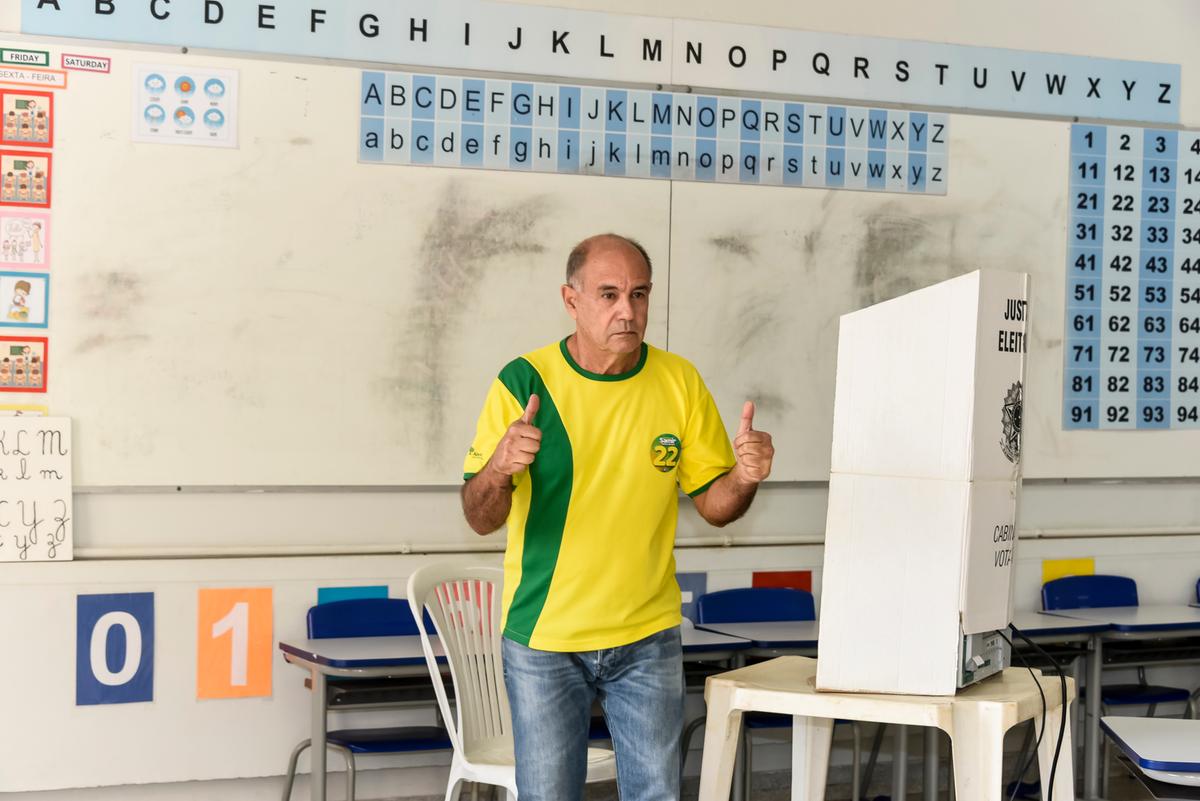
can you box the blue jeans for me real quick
[502,626,684,801]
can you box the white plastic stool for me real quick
[697,656,1076,801]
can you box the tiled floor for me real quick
[394,763,1158,801]
[396,767,1161,801]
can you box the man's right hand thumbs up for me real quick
[520,393,540,425]
[490,393,543,477]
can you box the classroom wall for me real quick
[0,0,1195,558]
[1,0,1199,798]
[5,537,1200,799]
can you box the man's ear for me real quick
[561,283,579,319]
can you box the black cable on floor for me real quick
[995,630,1045,801]
[1008,623,1070,801]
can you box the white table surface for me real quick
[681,626,751,651]
[1102,717,1200,769]
[1041,604,1200,798]
[1103,716,1200,786]
[280,635,438,667]
[1011,610,1110,635]
[1042,605,1200,631]
[281,624,746,667]
[694,620,820,648]
[696,656,1076,801]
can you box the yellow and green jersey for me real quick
[464,338,735,651]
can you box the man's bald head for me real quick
[565,234,653,289]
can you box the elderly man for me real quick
[461,233,774,801]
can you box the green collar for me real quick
[559,337,647,382]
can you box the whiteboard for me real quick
[39,43,670,485]
[16,36,1199,488]
[670,114,1200,480]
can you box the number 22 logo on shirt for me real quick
[650,433,681,472]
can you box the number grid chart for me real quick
[1064,124,1200,430]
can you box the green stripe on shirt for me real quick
[497,357,574,645]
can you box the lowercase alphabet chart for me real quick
[1064,124,1200,430]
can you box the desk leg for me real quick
[697,681,744,801]
[948,719,1004,801]
[1083,635,1102,800]
[924,727,939,801]
[1037,697,1076,801]
[734,725,747,801]
[790,716,832,801]
[893,724,908,801]
[1070,654,1084,785]
[731,654,746,801]
[311,669,327,801]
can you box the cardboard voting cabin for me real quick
[817,270,1029,696]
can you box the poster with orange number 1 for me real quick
[196,588,272,699]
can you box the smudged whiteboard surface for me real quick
[41,45,669,485]
[24,38,1199,488]
[670,114,1200,480]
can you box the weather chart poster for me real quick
[132,64,238,148]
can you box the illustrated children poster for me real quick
[0,272,48,328]
[0,416,72,562]
[0,335,47,392]
[0,151,51,208]
[133,64,238,148]
[0,211,49,268]
[0,89,53,148]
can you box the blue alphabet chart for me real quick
[1064,124,1200,430]
[359,71,948,195]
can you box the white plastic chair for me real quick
[407,564,617,800]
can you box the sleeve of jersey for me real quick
[462,377,524,480]
[677,377,737,497]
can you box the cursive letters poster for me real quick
[0,415,71,561]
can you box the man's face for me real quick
[562,240,652,357]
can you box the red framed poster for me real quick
[0,334,47,392]
[0,90,53,148]
[0,150,51,208]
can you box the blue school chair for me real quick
[1042,573,1140,611]
[282,597,452,801]
[687,587,861,801]
[696,586,816,623]
[1042,574,1196,797]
